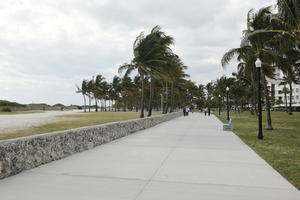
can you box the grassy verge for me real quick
[217,111,300,190]
[0,110,45,115]
[0,111,160,140]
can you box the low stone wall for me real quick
[0,112,182,179]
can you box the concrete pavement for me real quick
[0,113,299,199]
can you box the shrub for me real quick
[2,106,12,112]
[0,100,26,107]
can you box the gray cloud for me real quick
[0,0,276,105]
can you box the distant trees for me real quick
[76,26,204,117]
[0,100,26,107]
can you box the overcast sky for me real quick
[0,0,275,105]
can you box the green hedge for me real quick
[0,100,26,107]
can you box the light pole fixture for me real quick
[256,58,263,140]
[218,94,221,116]
[226,86,230,121]
[160,93,163,112]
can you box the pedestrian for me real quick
[208,107,211,116]
[186,107,190,116]
[204,107,207,116]
[183,107,186,116]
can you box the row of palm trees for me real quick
[76,26,205,117]
[221,0,300,129]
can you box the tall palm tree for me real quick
[119,26,175,118]
[119,63,146,116]
[111,76,121,112]
[93,75,106,112]
[86,79,94,112]
[76,80,88,112]
[222,6,276,129]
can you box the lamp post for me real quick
[256,58,263,140]
[226,87,230,121]
[218,94,221,116]
[160,93,163,112]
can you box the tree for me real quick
[93,75,106,112]
[119,26,176,118]
[111,76,122,112]
[222,6,276,129]
[76,80,88,112]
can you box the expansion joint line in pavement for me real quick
[133,131,187,200]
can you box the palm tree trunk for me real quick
[95,98,98,112]
[88,96,91,112]
[147,76,154,117]
[261,70,273,130]
[140,72,145,118]
[108,100,110,111]
[83,95,86,112]
[164,82,169,114]
[170,82,174,113]
[161,92,164,113]
[288,81,293,115]
[284,85,288,112]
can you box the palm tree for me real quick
[111,76,121,112]
[119,63,145,115]
[119,26,175,118]
[86,79,94,112]
[93,75,106,112]
[143,27,175,116]
[76,80,88,112]
[222,7,276,130]
[279,80,290,112]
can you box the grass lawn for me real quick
[217,111,300,190]
[0,110,44,115]
[0,111,160,140]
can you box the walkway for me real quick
[0,113,299,199]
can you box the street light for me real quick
[218,94,221,116]
[160,93,163,113]
[226,86,230,121]
[256,58,263,140]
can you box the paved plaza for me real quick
[0,113,299,200]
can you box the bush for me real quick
[0,100,26,107]
[2,107,12,112]
[53,103,64,107]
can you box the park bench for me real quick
[223,118,233,131]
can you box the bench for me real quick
[223,118,233,131]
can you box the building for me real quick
[267,70,300,108]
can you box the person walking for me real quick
[186,107,190,116]
[208,107,211,116]
[183,107,186,116]
[204,107,207,116]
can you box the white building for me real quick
[267,70,300,107]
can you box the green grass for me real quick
[0,110,45,115]
[0,111,160,140]
[217,111,300,190]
